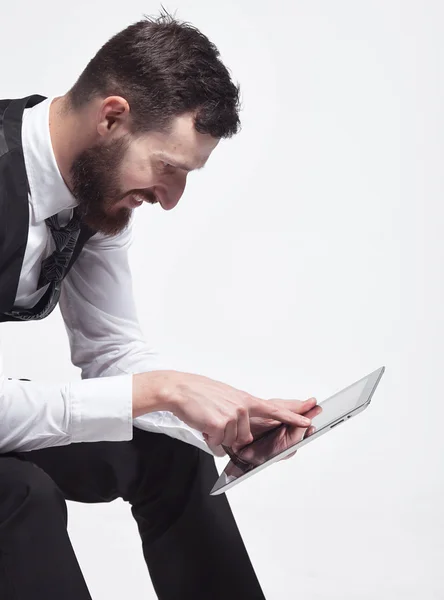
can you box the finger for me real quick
[302,405,322,421]
[267,398,309,413]
[305,425,316,438]
[279,397,318,414]
[284,408,320,449]
[264,399,318,423]
[302,397,318,412]
[282,424,317,462]
[207,441,228,457]
[252,400,313,428]
[233,407,253,452]
[271,397,317,408]
[212,446,227,457]
[202,433,227,457]
[222,419,238,448]
[302,397,318,407]
[205,418,228,447]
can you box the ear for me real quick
[96,96,130,137]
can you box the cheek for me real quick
[120,165,155,191]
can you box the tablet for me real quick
[210,366,385,495]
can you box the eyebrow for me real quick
[155,152,205,172]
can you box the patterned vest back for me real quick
[0,95,96,323]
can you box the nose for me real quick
[161,177,187,211]
[162,195,181,211]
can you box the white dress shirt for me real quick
[0,96,211,455]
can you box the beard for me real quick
[70,135,132,236]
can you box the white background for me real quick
[1,1,443,598]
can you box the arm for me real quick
[59,218,315,456]
[0,337,133,453]
[59,216,213,454]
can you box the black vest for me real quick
[0,94,96,323]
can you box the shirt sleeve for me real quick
[59,215,213,455]
[0,338,133,453]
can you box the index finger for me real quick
[271,398,318,416]
[251,399,312,428]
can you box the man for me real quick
[0,11,320,600]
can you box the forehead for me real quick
[133,112,219,170]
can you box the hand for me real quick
[223,402,322,476]
[281,422,317,461]
[230,401,322,465]
[212,400,319,458]
[247,398,319,447]
[249,399,321,460]
[134,370,316,451]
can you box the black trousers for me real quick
[0,427,266,599]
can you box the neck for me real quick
[49,95,92,193]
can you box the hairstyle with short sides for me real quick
[66,8,241,139]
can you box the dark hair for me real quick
[66,8,241,139]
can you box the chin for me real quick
[84,209,132,236]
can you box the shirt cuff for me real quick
[133,411,216,456]
[69,374,133,443]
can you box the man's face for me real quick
[70,108,219,236]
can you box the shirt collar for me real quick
[21,96,78,223]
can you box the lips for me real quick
[128,193,163,209]
[129,195,145,208]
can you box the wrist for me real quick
[132,370,179,418]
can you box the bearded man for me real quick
[0,10,318,600]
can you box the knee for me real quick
[0,458,65,525]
